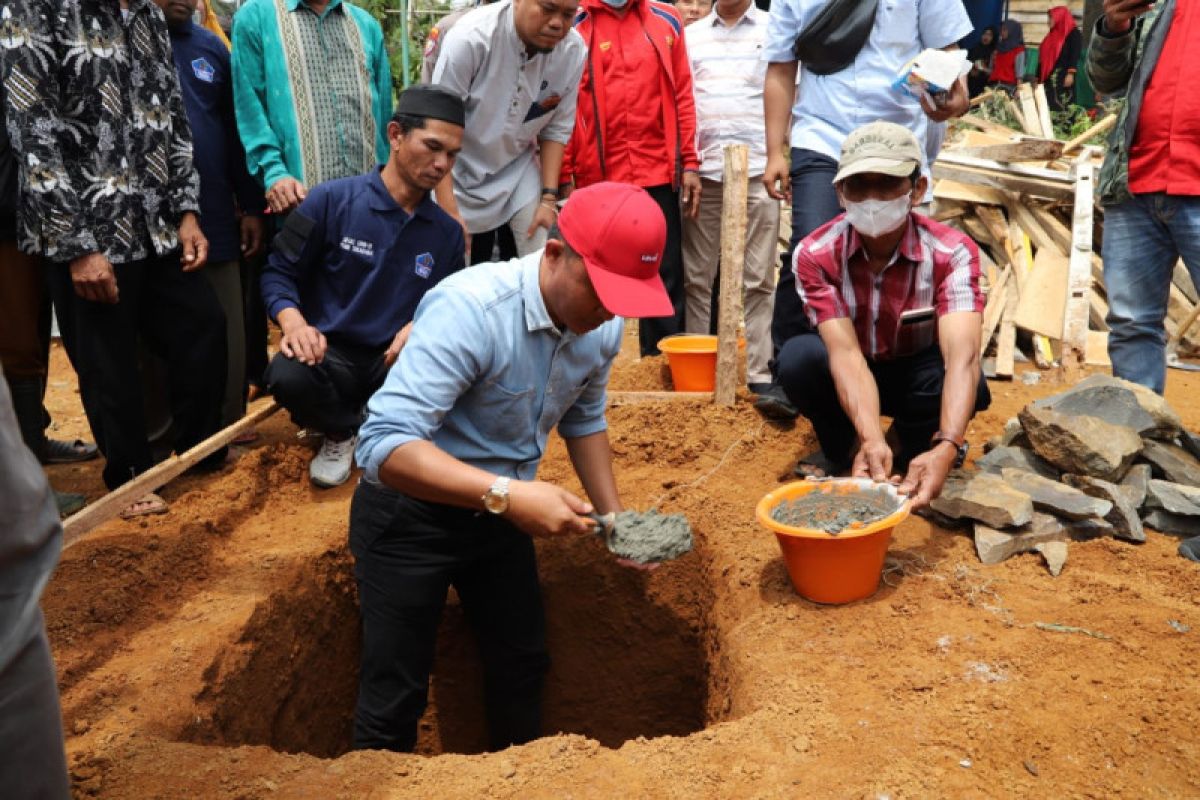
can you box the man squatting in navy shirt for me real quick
[157,0,267,432]
[260,85,467,489]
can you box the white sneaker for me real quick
[310,434,357,488]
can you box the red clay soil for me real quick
[40,338,1200,799]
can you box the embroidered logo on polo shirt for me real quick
[191,57,215,83]
[340,236,374,257]
[415,252,434,278]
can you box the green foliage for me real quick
[358,0,452,91]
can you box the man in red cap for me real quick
[349,181,671,753]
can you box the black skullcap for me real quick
[393,84,466,127]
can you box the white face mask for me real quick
[843,194,911,238]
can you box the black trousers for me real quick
[776,333,992,468]
[770,149,843,370]
[241,253,269,391]
[639,184,686,356]
[49,254,227,489]
[349,480,549,753]
[263,339,388,436]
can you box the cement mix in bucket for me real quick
[603,510,694,564]
[770,487,901,535]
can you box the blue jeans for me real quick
[769,148,842,370]
[1104,194,1200,394]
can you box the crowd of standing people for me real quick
[2,0,1198,793]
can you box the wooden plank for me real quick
[952,140,1065,163]
[1089,289,1110,331]
[1016,84,1044,137]
[936,153,1076,184]
[1014,247,1070,339]
[932,199,967,221]
[1086,331,1111,367]
[932,179,1007,206]
[931,162,1074,201]
[1033,83,1055,139]
[1008,198,1063,254]
[1173,259,1198,304]
[980,267,1012,357]
[1026,204,1074,256]
[959,113,1023,138]
[609,391,713,406]
[996,287,1019,379]
[1063,114,1118,154]
[715,144,748,407]
[959,215,994,248]
[62,399,282,549]
[1062,154,1095,365]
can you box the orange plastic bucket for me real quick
[657,335,743,392]
[756,479,910,604]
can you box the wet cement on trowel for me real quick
[770,487,901,535]
[605,510,694,564]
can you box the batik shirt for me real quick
[0,0,201,264]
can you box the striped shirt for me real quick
[685,6,770,180]
[793,213,982,360]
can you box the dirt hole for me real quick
[180,536,716,758]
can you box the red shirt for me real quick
[563,0,700,189]
[793,214,984,360]
[1129,0,1200,195]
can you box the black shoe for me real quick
[750,383,798,420]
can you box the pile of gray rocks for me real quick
[929,375,1200,575]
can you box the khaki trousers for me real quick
[681,178,780,384]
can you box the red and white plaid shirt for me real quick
[793,213,983,360]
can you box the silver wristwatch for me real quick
[482,476,511,514]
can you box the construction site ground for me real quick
[41,331,1200,799]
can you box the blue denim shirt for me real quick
[356,252,624,484]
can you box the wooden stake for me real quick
[1016,84,1044,137]
[62,398,282,549]
[609,391,714,406]
[1062,114,1117,154]
[1062,153,1095,367]
[1032,84,1055,139]
[715,144,749,407]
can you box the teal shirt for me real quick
[231,0,393,192]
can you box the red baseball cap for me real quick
[557,182,673,318]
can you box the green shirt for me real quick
[231,0,393,192]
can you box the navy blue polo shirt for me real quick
[261,167,467,349]
[168,21,261,263]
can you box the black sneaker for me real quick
[750,383,798,420]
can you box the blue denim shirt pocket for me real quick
[475,378,537,440]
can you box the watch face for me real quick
[484,491,509,514]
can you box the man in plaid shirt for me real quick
[776,122,990,509]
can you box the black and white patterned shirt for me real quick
[1,0,200,264]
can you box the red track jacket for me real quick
[563,0,700,190]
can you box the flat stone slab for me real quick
[1141,440,1200,488]
[932,471,1034,529]
[977,446,1059,480]
[1120,464,1152,509]
[1000,468,1111,520]
[1145,480,1200,517]
[974,512,1069,565]
[1143,510,1200,538]
[1061,516,1116,541]
[1019,405,1141,482]
[1063,474,1147,542]
[1035,541,1068,576]
[1055,374,1183,440]
[1031,380,1158,437]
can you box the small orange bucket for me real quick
[756,479,910,605]
[658,335,743,392]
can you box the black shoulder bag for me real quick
[792,0,880,76]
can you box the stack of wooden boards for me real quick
[934,84,1200,378]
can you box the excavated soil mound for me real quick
[39,339,1200,798]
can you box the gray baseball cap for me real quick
[833,121,923,184]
